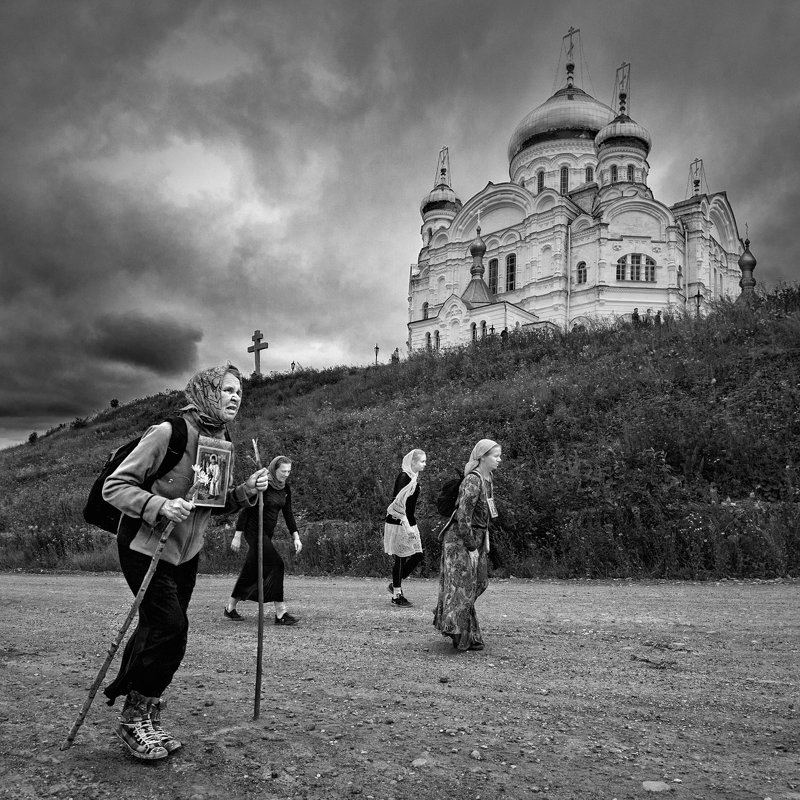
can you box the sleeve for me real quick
[405,484,419,526]
[234,507,250,532]
[102,422,172,528]
[391,472,411,504]
[281,485,299,534]
[456,474,481,551]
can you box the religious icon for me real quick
[192,439,232,507]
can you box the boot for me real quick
[115,690,169,760]
[148,697,182,753]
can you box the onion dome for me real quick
[420,180,461,216]
[469,225,487,262]
[738,239,756,272]
[595,114,652,156]
[508,85,616,164]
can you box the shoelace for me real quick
[127,718,165,749]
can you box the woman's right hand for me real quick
[468,549,479,569]
[230,531,243,552]
[159,497,194,523]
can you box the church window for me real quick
[576,261,587,284]
[434,330,440,350]
[611,165,618,183]
[488,258,498,294]
[425,332,431,350]
[471,322,477,341]
[422,301,429,320]
[506,254,516,291]
[627,164,635,183]
[481,320,487,338]
[616,256,626,281]
[585,166,594,183]
[645,257,656,282]
[537,170,544,193]
[630,253,641,281]
[560,166,569,195]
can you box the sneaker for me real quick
[387,582,394,595]
[468,642,485,651]
[391,594,412,607]
[149,699,182,753]
[274,612,298,625]
[117,690,169,760]
[224,607,243,621]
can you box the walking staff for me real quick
[252,438,265,720]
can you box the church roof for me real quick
[460,276,494,308]
[508,85,616,163]
[595,113,652,156]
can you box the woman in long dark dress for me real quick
[433,439,501,651]
[224,456,302,624]
[384,448,427,607]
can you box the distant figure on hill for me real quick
[225,455,303,624]
[500,327,509,347]
[384,449,427,607]
[655,310,662,327]
[391,347,400,364]
[631,307,641,326]
[102,364,269,761]
[433,438,501,652]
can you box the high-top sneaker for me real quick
[115,690,168,760]
[148,697,182,753]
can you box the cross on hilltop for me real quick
[247,329,268,375]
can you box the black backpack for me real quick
[436,473,464,517]
[83,417,188,533]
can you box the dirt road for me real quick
[1,573,798,799]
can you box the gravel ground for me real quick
[0,573,798,800]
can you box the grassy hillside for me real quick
[2,287,799,579]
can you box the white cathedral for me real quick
[407,35,749,351]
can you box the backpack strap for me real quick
[141,416,189,492]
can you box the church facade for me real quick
[407,49,745,351]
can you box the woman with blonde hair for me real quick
[384,448,427,607]
[433,439,501,651]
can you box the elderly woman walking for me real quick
[102,364,269,760]
[384,448,427,607]
[433,439,501,651]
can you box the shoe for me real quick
[116,691,169,761]
[149,698,182,753]
[391,594,412,607]
[468,642,484,651]
[274,612,298,625]
[387,582,394,595]
[224,606,243,621]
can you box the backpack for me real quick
[83,417,189,533]
[436,473,464,517]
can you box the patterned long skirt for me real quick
[433,534,489,651]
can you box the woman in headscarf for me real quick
[433,439,501,651]
[384,448,427,607]
[102,364,269,761]
[225,455,303,624]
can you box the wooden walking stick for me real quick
[251,438,265,720]
[61,480,202,751]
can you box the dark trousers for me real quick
[392,552,423,587]
[104,544,199,704]
[231,532,285,603]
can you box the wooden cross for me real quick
[247,329,269,375]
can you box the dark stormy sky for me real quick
[2,0,798,448]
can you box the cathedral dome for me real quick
[420,182,461,217]
[508,86,616,164]
[595,114,652,156]
[469,226,487,259]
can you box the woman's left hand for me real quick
[292,532,303,554]
[245,467,269,493]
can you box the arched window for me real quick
[616,256,626,281]
[576,261,587,284]
[537,170,544,193]
[422,301,429,320]
[488,258,498,294]
[434,330,440,350]
[480,320,487,338]
[630,253,641,281]
[627,164,635,183]
[611,165,618,183]
[585,166,594,184]
[471,322,477,341]
[560,166,569,194]
[506,253,516,291]
[645,256,656,282]
[425,332,431,350]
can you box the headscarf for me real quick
[464,438,500,476]
[268,455,292,491]
[386,449,424,519]
[182,364,242,430]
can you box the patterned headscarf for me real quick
[182,364,242,430]
[268,456,292,490]
[464,438,500,476]
[386,449,424,519]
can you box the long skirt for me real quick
[231,531,284,603]
[432,533,489,651]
